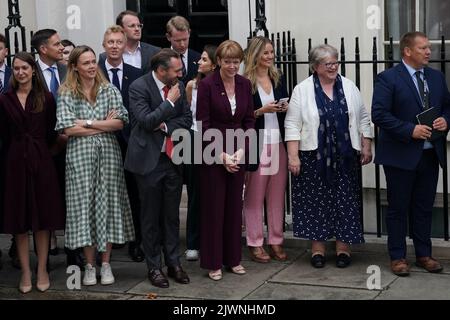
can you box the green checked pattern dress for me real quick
[56,84,135,252]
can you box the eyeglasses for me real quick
[321,61,339,68]
[127,24,144,29]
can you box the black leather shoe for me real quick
[148,269,169,288]
[128,242,145,262]
[336,253,351,268]
[311,254,326,268]
[167,266,190,284]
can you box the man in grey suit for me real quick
[125,49,192,288]
[99,10,160,74]
[31,29,84,269]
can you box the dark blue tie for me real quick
[180,54,187,78]
[415,71,429,110]
[48,67,59,98]
[110,68,121,90]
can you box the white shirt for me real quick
[191,85,198,131]
[258,85,281,144]
[38,58,61,90]
[152,71,175,152]
[123,42,142,69]
[105,60,123,89]
[285,75,373,151]
[229,95,237,116]
[402,60,433,150]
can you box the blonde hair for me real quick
[103,25,127,44]
[244,36,280,94]
[216,40,244,61]
[60,45,108,102]
[166,16,190,35]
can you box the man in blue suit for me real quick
[99,25,144,263]
[372,31,450,276]
[0,33,11,94]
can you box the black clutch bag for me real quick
[416,107,447,141]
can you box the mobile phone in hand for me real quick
[276,97,289,106]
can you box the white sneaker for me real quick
[83,264,97,286]
[100,262,115,285]
[185,250,199,261]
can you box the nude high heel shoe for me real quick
[36,272,50,292]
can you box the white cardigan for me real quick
[284,75,373,151]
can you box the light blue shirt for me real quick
[402,60,433,150]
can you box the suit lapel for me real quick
[57,63,67,84]
[36,63,49,92]
[233,76,245,119]
[147,74,163,106]
[213,71,233,118]
[99,62,109,86]
[397,63,423,109]
[122,65,132,96]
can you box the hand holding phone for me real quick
[276,97,289,112]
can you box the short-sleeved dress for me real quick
[55,84,135,252]
[0,91,64,234]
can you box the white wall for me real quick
[34,0,126,55]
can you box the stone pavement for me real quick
[0,203,450,300]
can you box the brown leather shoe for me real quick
[248,246,271,263]
[167,266,190,284]
[148,269,169,288]
[269,245,288,261]
[415,257,443,273]
[391,259,410,276]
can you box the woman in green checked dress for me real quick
[56,46,134,286]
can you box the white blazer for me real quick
[285,75,373,151]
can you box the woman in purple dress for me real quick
[0,52,64,293]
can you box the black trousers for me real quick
[135,154,183,270]
[118,136,142,244]
[383,149,439,260]
[184,129,201,250]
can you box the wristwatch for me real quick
[85,120,93,128]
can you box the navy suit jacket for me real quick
[99,61,142,143]
[372,62,450,170]
[180,49,201,86]
[1,64,12,93]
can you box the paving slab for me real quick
[245,282,380,300]
[128,259,288,300]
[270,252,397,290]
[376,273,450,300]
[0,286,131,300]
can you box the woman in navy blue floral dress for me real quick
[285,44,373,268]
